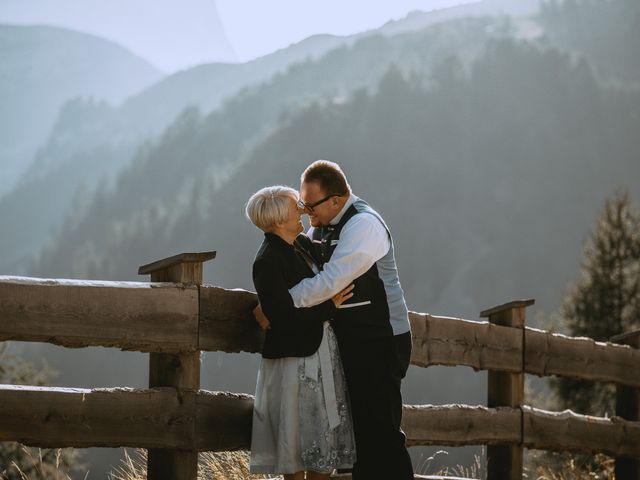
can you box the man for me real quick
[256,160,413,479]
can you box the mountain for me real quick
[0,1,543,279]
[0,16,501,276]
[371,0,539,37]
[7,0,542,193]
[0,24,163,196]
[538,0,640,84]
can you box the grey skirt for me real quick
[250,322,356,474]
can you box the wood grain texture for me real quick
[3,277,639,388]
[409,312,522,372]
[198,285,264,353]
[0,276,198,352]
[523,406,640,458]
[403,404,521,447]
[525,327,640,388]
[195,390,254,451]
[2,385,639,458]
[485,305,526,480]
[0,385,196,449]
[0,385,253,451]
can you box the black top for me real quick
[252,232,336,359]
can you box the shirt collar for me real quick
[329,194,357,226]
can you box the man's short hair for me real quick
[245,185,298,232]
[301,160,351,196]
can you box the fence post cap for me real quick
[138,252,216,276]
[480,299,535,318]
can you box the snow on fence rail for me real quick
[0,251,638,480]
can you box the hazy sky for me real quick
[0,0,472,72]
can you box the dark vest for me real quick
[313,204,394,340]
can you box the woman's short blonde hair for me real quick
[245,185,299,232]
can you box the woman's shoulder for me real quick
[294,233,313,248]
[253,239,286,273]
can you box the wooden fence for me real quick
[0,251,639,480]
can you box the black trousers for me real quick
[336,331,413,480]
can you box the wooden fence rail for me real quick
[2,276,639,386]
[1,249,639,480]
[2,385,639,458]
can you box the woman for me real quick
[246,185,356,480]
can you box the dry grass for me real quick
[108,449,279,480]
[415,449,483,479]
[0,444,84,480]
[526,451,615,480]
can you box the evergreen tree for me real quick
[550,190,640,416]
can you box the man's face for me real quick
[300,181,340,228]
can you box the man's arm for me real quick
[253,255,336,332]
[288,213,390,308]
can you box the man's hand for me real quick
[253,303,271,330]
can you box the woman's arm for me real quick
[252,255,335,332]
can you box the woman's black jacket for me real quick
[252,232,335,359]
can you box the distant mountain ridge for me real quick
[0,24,163,195]
[1,1,539,276]
[364,0,539,37]
[21,0,544,180]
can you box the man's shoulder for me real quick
[345,207,387,232]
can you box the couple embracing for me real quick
[245,160,414,480]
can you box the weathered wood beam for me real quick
[0,385,196,449]
[482,301,529,480]
[2,385,639,458]
[409,312,521,372]
[2,278,639,388]
[195,390,254,451]
[0,276,199,352]
[140,251,215,480]
[523,405,640,458]
[403,404,521,447]
[525,327,640,388]
[198,286,263,353]
[0,385,254,451]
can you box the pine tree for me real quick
[550,190,640,416]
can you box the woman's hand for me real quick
[253,304,271,330]
[332,283,355,308]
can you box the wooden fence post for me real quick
[480,299,534,480]
[611,330,640,480]
[139,251,216,480]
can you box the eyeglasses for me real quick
[297,194,340,213]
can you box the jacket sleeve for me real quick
[252,255,335,332]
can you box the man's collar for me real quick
[329,194,357,226]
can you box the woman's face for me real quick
[278,197,304,237]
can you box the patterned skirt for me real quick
[250,322,356,474]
